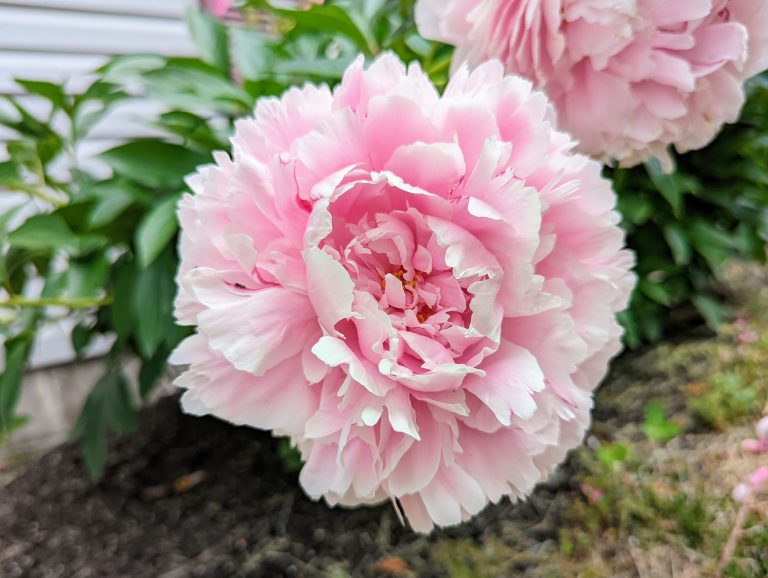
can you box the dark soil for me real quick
[0,393,584,578]
[0,286,739,578]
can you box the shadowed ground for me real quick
[1,262,767,578]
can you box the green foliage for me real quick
[0,0,438,478]
[596,442,630,470]
[612,73,768,346]
[276,438,303,473]
[1,0,768,477]
[690,372,758,429]
[641,401,681,442]
[71,360,136,480]
[562,444,715,560]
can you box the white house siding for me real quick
[0,1,201,459]
[1,1,197,369]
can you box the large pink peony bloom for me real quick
[417,0,768,168]
[171,54,635,531]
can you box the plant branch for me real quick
[0,295,112,309]
[717,493,753,576]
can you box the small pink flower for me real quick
[172,53,635,532]
[416,0,768,168]
[742,415,768,454]
[738,330,759,344]
[732,465,768,503]
[201,0,233,17]
[580,483,605,505]
[749,466,768,490]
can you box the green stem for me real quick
[1,295,112,309]
[13,182,68,208]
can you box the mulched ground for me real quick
[0,293,733,578]
[0,391,587,578]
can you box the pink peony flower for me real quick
[201,0,233,17]
[416,0,768,168]
[171,53,635,532]
[201,0,324,18]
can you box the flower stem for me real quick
[0,295,112,309]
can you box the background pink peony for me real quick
[416,0,768,168]
[200,0,324,17]
[172,53,635,531]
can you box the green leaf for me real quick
[617,310,641,349]
[276,438,303,473]
[133,251,176,359]
[99,53,168,83]
[15,79,68,112]
[692,294,726,330]
[229,27,273,81]
[663,223,692,266]
[252,0,377,55]
[0,160,19,184]
[0,336,31,435]
[8,213,79,253]
[597,442,630,470]
[72,364,135,480]
[186,7,231,75]
[73,81,129,137]
[639,278,673,307]
[142,60,252,114]
[63,251,111,299]
[86,188,136,229]
[71,322,94,358]
[642,401,681,442]
[138,346,169,401]
[135,194,181,269]
[9,212,107,256]
[688,221,735,271]
[0,203,23,237]
[156,111,228,151]
[618,194,654,226]
[646,158,685,217]
[637,309,665,343]
[269,56,353,80]
[0,415,29,442]
[110,260,137,341]
[99,140,209,190]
